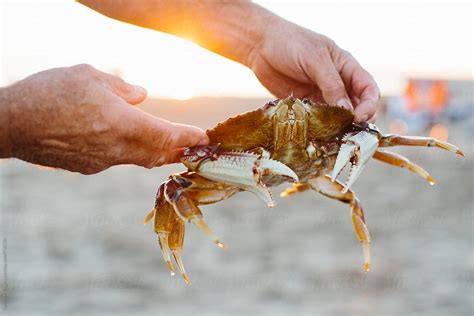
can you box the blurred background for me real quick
[0,0,473,315]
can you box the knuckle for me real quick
[72,63,95,73]
[340,49,353,62]
[115,78,133,94]
[312,45,328,60]
[323,36,336,48]
[106,75,133,97]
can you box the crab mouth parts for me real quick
[331,131,380,193]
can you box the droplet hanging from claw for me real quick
[190,216,227,250]
[216,241,226,249]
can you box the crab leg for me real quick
[379,134,464,156]
[280,183,311,198]
[164,177,227,249]
[149,192,178,276]
[168,218,190,284]
[308,175,371,272]
[146,173,242,284]
[373,149,435,185]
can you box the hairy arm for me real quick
[78,0,379,121]
[78,0,270,66]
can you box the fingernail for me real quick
[336,99,353,110]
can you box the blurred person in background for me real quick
[388,79,450,134]
[403,79,426,133]
[0,0,379,174]
[427,80,449,124]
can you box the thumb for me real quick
[123,108,209,168]
[126,108,209,150]
[160,122,210,150]
[306,53,352,110]
[143,122,209,167]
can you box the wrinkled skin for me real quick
[145,96,463,284]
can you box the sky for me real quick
[1,0,473,99]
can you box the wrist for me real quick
[202,2,279,67]
[232,2,280,67]
[0,86,12,158]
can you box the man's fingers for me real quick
[253,58,315,99]
[367,113,377,123]
[338,56,380,122]
[161,122,210,149]
[130,122,208,168]
[124,107,209,150]
[96,68,147,105]
[118,107,209,168]
[125,147,184,169]
[158,148,186,165]
[353,83,379,122]
[125,84,147,105]
[105,77,147,105]
[304,51,352,110]
[71,64,147,105]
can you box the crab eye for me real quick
[182,148,192,156]
[197,150,206,157]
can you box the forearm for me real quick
[0,87,12,158]
[77,0,278,66]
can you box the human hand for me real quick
[248,18,379,122]
[0,64,208,174]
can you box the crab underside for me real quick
[144,97,464,284]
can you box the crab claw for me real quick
[259,157,299,182]
[182,146,298,207]
[331,131,380,193]
[200,153,298,207]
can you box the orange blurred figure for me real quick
[428,80,449,116]
[405,79,421,113]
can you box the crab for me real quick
[144,96,463,284]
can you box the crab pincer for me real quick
[331,130,380,193]
[181,145,299,207]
